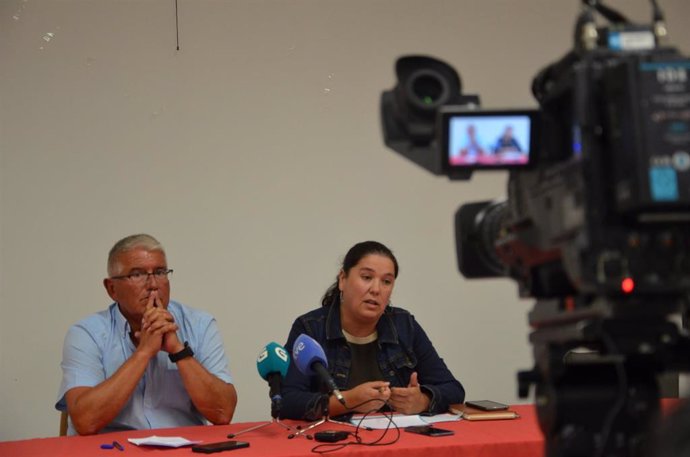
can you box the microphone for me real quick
[292,334,346,406]
[257,342,290,418]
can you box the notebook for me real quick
[449,404,520,421]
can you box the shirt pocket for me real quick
[385,351,417,385]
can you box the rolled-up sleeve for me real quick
[55,323,106,411]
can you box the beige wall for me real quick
[1,0,689,440]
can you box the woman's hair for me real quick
[321,241,399,307]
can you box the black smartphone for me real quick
[192,441,250,454]
[404,425,454,437]
[465,400,509,411]
[314,430,349,442]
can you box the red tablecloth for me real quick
[0,405,543,457]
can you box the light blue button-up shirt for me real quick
[56,301,233,435]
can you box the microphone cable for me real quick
[310,399,401,454]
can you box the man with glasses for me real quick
[55,234,237,435]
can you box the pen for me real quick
[113,440,124,451]
[100,443,114,449]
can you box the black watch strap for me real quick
[169,341,194,363]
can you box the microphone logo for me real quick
[294,341,305,358]
[257,348,268,363]
[274,346,288,362]
[258,345,289,364]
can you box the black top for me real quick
[346,339,384,389]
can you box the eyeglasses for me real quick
[110,268,173,284]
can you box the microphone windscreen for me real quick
[256,342,290,380]
[292,334,328,376]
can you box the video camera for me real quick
[381,1,690,456]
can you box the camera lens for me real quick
[406,69,449,110]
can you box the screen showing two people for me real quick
[446,113,533,168]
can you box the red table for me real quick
[0,405,544,457]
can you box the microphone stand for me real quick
[288,395,352,439]
[228,400,294,438]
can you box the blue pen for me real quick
[100,443,114,449]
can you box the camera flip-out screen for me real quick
[440,108,538,171]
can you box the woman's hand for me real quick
[344,381,391,413]
[388,372,430,415]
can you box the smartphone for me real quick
[191,441,250,454]
[314,430,349,442]
[465,400,509,411]
[404,425,454,437]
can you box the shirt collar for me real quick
[342,328,378,344]
[109,302,132,340]
[325,302,399,345]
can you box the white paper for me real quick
[350,413,461,430]
[127,435,202,448]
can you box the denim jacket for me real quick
[280,303,465,420]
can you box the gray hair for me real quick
[107,234,165,276]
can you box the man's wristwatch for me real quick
[169,341,194,363]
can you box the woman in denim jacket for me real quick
[281,241,465,421]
